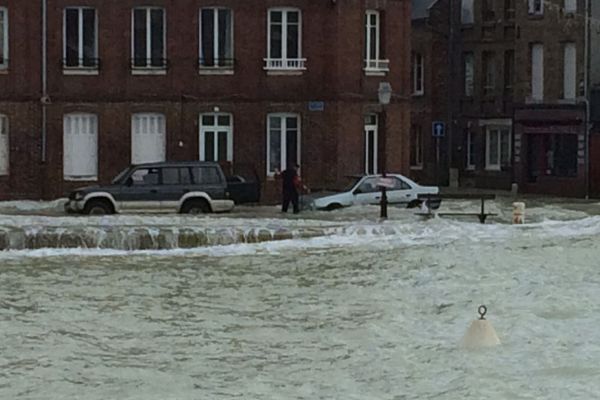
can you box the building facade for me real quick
[0,0,412,201]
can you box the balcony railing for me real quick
[62,58,101,69]
[199,58,235,69]
[130,58,169,69]
[263,58,307,71]
[364,59,390,73]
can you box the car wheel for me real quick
[84,199,114,215]
[325,203,343,211]
[407,200,422,209]
[181,199,210,214]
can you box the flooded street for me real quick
[2,199,600,399]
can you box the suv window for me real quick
[192,166,221,184]
[130,168,159,185]
[162,168,179,185]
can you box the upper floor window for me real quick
[461,0,474,24]
[563,42,576,100]
[63,113,98,181]
[531,43,544,101]
[132,8,166,72]
[482,0,495,21]
[199,8,234,72]
[364,10,389,74]
[564,0,577,14]
[267,114,300,175]
[529,0,543,15]
[0,8,8,69]
[464,52,474,96]
[504,50,514,93]
[265,9,305,71]
[64,8,98,72]
[0,114,8,176]
[504,0,515,20]
[412,52,424,95]
[482,51,496,95]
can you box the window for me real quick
[64,8,98,70]
[200,113,233,162]
[505,0,515,20]
[265,9,305,70]
[392,177,411,190]
[192,166,221,184]
[267,114,300,175]
[504,50,514,93]
[410,125,423,169]
[0,8,7,69]
[161,167,192,185]
[364,114,378,175]
[531,43,544,101]
[529,0,543,15]
[412,52,424,95]
[466,129,475,170]
[482,0,495,21]
[527,134,577,180]
[461,0,474,24]
[356,177,381,193]
[564,0,576,14]
[563,42,576,100]
[199,8,233,70]
[132,7,166,70]
[485,127,511,170]
[464,52,474,96]
[131,113,166,164]
[63,113,98,180]
[130,168,159,185]
[0,114,8,175]
[364,10,389,73]
[482,51,496,95]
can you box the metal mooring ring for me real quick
[478,305,487,320]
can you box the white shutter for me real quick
[63,114,98,180]
[131,113,166,164]
[0,115,9,175]
[563,43,576,100]
[531,44,544,101]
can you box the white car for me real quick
[310,174,439,211]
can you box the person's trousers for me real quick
[282,191,299,213]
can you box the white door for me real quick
[0,115,8,176]
[132,113,166,164]
[199,113,233,162]
[63,113,98,180]
[364,114,378,175]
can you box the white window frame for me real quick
[410,124,423,170]
[529,0,544,15]
[364,10,389,75]
[531,43,544,102]
[0,114,8,176]
[266,113,301,176]
[466,130,475,170]
[364,114,378,175]
[131,113,166,164]
[63,113,98,181]
[564,0,576,14]
[485,126,511,171]
[199,113,233,162]
[563,42,576,100]
[131,7,167,73]
[0,7,8,70]
[264,8,305,72]
[412,52,424,96]
[199,7,234,73]
[461,0,474,24]
[63,7,98,73]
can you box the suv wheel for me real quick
[181,199,210,214]
[84,199,114,215]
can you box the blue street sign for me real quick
[308,101,325,112]
[432,121,445,138]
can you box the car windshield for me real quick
[111,167,132,184]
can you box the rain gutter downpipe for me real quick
[584,0,590,199]
[41,0,47,163]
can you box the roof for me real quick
[412,0,439,20]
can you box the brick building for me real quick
[413,0,590,197]
[0,0,412,201]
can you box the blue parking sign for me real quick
[432,121,445,138]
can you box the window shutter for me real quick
[0,115,8,175]
[63,114,98,180]
[132,113,166,164]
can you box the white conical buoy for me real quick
[460,305,501,349]
[512,202,526,224]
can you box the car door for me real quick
[386,176,417,205]
[159,166,193,212]
[352,177,382,205]
[191,166,226,199]
[118,167,162,212]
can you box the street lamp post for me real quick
[378,82,392,219]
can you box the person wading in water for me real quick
[277,163,305,214]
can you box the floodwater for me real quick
[1,198,600,399]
